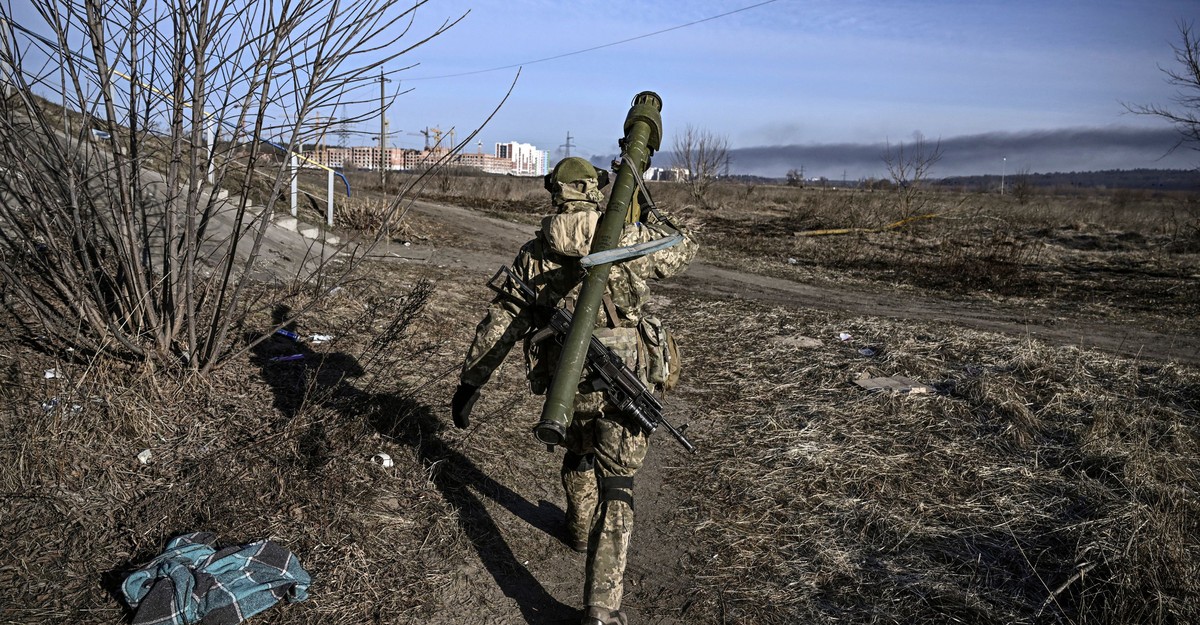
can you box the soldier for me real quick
[450,156,697,625]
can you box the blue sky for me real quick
[8,0,1198,177]
[382,0,1198,176]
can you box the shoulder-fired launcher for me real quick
[533,91,663,447]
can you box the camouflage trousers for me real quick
[561,396,650,613]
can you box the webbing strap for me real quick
[601,476,635,509]
[601,294,620,328]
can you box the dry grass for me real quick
[0,271,478,623]
[664,293,1200,624]
[2,170,1197,624]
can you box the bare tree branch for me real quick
[1124,20,1200,163]
[882,132,943,218]
[672,123,731,207]
[0,0,461,371]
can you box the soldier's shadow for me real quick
[248,306,576,624]
[367,396,577,624]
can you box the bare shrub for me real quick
[672,124,731,207]
[882,133,944,218]
[1010,167,1035,205]
[0,1,458,372]
[337,196,393,235]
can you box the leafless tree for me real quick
[1125,20,1200,164]
[1011,166,1035,205]
[672,124,731,206]
[0,0,461,372]
[881,132,943,218]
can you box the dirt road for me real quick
[402,200,1200,366]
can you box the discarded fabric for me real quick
[121,532,310,625]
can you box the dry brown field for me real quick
[2,170,1197,624]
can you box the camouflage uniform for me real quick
[457,158,697,618]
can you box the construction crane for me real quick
[407,126,457,152]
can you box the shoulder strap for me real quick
[601,294,620,329]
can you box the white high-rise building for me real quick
[495,142,548,176]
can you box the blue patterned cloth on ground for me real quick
[121,532,311,625]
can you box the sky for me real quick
[8,0,1199,178]
[378,0,1199,178]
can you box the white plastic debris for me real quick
[854,376,931,394]
[137,449,153,464]
[372,453,394,468]
[787,257,799,265]
[44,368,61,379]
[310,334,334,344]
[837,332,852,342]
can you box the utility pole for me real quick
[379,68,392,187]
[560,131,574,157]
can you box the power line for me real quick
[404,0,779,81]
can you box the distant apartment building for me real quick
[495,142,548,176]
[644,166,689,182]
[303,141,548,176]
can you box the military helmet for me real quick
[544,157,609,192]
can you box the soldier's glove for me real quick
[451,383,481,429]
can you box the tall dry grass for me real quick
[666,293,1199,624]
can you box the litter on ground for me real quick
[853,375,931,394]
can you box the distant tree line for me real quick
[936,169,1200,192]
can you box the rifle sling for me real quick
[601,294,620,329]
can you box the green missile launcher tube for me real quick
[533,91,663,446]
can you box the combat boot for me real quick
[581,606,628,625]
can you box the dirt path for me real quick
[400,200,1200,366]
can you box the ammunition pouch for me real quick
[637,315,681,391]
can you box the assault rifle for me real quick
[489,265,696,453]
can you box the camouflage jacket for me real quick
[459,192,697,393]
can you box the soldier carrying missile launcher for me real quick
[450,92,698,625]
